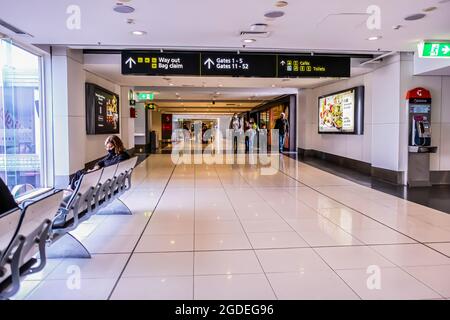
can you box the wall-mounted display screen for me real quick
[318,86,364,135]
[86,83,120,135]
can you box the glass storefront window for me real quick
[0,40,43,197]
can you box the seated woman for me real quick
[69,135,130,190]
[0,177,18,214]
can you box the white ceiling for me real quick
[83,53,365,88]
[1,0,449,52]
[83,53,376,114]
[83,53,376,88]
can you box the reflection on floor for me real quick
[14,154,450,300]
[290,155,450,215]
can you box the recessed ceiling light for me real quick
[177,97,181,100]
[169,83,174,86]
[113,5,135,13]
[271,84,276,87]
[218,84,223,87]
[264,11,285,18]
[250,23,268,31]
[422,6,437,12]
[404,13,426,21]
[243,39,256,43]
[131,30,146,36]
[215,92,221,95]
[275,1,288,7]
[367,35,382,41]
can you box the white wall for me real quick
[84,71,121,164]
[297,53,450,174]
[119,86,135,151]
[298,62,375,165]
[151,111,162,143]
[401,53,450,171]
[134,102,146,145]
[297,54,402,172]
[52,48,134,182]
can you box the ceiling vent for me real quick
[239,31,271,38]
[0,19,33,37]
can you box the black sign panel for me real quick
[86,83,120,135]
[278,55,350,78]
[121,51,351,78]
[121,52,200,76]
[201,53,276,77]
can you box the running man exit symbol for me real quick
[431,44,440,56]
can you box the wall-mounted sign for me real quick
[122,52,200,75]
[121,51,351,78]
[278,55,350,78]
[418,41,450,58]
[85,83,120,135]
[145,102,156,110]
[318,86,364,135]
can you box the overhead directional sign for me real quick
[121,52,200,75]
[418,41,450,58]
[278,55,350,78]
[121,51,351,78]
[200,53,276,77]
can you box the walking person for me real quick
[274,113,289,153]
[244,120,251,153]
[229,113,241,153]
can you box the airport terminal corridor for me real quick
[2,0,450,308]
[11,154,450,300]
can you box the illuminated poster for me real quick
[86,83,120,134]
[318,89,355,133]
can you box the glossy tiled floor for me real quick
[15,154,450,300]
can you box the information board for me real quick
[121,51,351,78]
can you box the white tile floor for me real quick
[15,154,450,300]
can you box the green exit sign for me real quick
[138,92,154,100]
[419,41,450,58]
